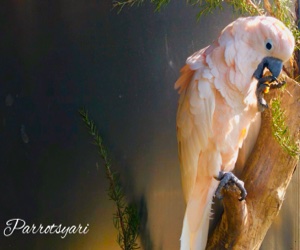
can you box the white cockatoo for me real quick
[175,16,295,250]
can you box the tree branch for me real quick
[207,76,300,249]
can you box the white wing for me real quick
[175,55,216,203]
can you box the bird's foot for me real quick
[214,171,247,201]
[256,75,286,112]
[256,82,269,112]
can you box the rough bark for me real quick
[207,76,300,250]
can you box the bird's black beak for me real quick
[253,57,283,80]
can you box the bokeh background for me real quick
[1,1,299,249]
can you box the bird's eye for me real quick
[265,39,273,50]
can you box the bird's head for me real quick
[227,16,295,80]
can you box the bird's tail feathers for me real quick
[180,179,218,250]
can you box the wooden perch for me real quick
[207,76,300,250]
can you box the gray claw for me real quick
[215,171,247,201]
[256,75,286,112]
[256,83,269,112]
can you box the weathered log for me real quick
[207,76,300,249]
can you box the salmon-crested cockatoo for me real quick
[175,16,295,250]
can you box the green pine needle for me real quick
[112,0,300,50]
[271,98,300,158]
[113,0,170,12]
[79,108,140,250]
[113,0,144,13]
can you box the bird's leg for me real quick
[256,75,286,112]
[269,79,286,89]
[256,82,269,112]
[215,171,247,201]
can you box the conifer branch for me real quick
[79,108,140,250]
